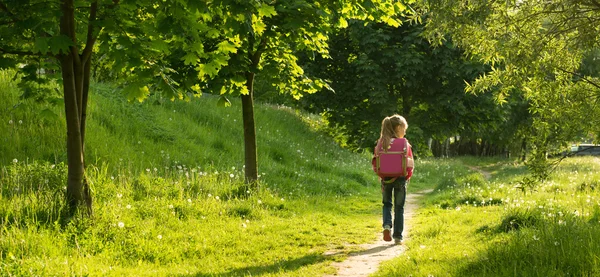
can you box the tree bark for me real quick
[242,72,258,183]
[60,0,93,216]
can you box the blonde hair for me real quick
[379,114,408,152]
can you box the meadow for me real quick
[2,69,600,276]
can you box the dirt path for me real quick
[465,165,492,180]
[323,189,433,277]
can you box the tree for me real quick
[0,0,215,216]
[297,18,524,157]
[170,1,414,183]
[421,0,600,161]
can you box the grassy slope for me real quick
[0,72,400,276]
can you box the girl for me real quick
[374,114,414,244]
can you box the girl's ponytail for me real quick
[378,114,408,153]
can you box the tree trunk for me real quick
[60,0,93,216]
[242,72,258,183]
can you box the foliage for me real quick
[420,0,600,181]
[296,18,527,157]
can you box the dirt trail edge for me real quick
[323,189,433,277]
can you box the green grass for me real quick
[0,71,389,276]
[374,156,600,277]
[4,70,600,276]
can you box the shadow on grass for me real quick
[457,221,600,276]
[180,253,329,277]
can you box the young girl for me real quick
[374,114,414,244]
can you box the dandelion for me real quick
[187,198,192,203]
[118,222,125,228]
[126,205,131,209]
[154,168,157,172]
[168,204,174,209]
[208,193,212,198]
[554,241,560,246]
[12,159,17,163]
[215,196,220,200]
[281,198,285,201]
[231,166,236,170]
[533,235,539,241]
[242,223,247,228]
[18,120,22,124]
[117,193,122,198]
[257,200,262,204]
[8,120,13,124]
[420,245,426,249]
[230,173,234,178]
[146,168,151,172]
[157,235,163,240]
[246,219,250,223]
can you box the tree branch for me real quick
[81,1,98,64]
[587,0,600,9]
[556,67,600,90]
[0,47,43,56]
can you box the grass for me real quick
[3,69,600,276]
[0,71,389,276]
[373,156,600,277]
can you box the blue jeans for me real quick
[382,177,407,240]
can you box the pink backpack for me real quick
[372,138,412,178]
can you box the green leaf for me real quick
[337,17,349,28]
[48,35,74,55]
[124,83,150,102]
[39,108,59,121]
[34,37,50,54]
[182,52,198,65]
[217,40,238,54]
[258,5,277,18]
[231,75,246,86]
[217,95,231,107]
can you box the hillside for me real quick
[0,71,385,276]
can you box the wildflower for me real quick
[117,193,122,198]
[118,222,125,228]
[12,159,17,163]
[146,168,150,172]
[157,235,163,240]
[168,204,174,209]
[187,199,192,203]
[18,120,22,124]
[229,173,234,178]
[208,193,212,198]
[126,205,131,209]
[281,198,285,201]
[554,241,560,246]
[215,196,220,200]
[242,223,247,228]
[257,200,262,204]
[8,120,13,124]
[533,235,539,241]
